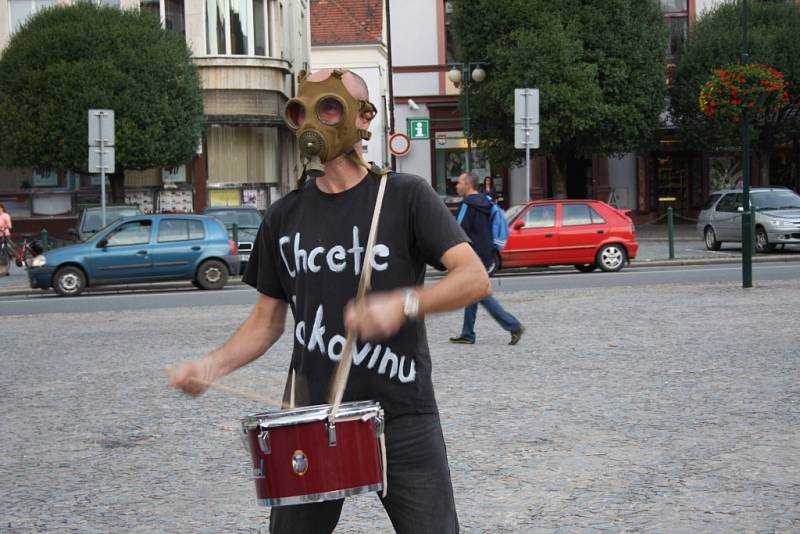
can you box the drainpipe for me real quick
[385,0,396,170]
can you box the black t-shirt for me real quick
[243,172,468,417]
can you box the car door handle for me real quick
[137,250,148,255]
[597,230,605,234]
[544,234,553,238]
[191,245,202,251]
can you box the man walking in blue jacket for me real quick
[449,172,525,345]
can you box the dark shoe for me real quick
[509,326,525,345]
[449,336,475,345]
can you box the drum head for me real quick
[242,400,381,431]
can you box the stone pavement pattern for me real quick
[2,280,799,532]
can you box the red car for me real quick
[493,199,639,274]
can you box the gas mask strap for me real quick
[346,151,389,178]
[296,165,310,189]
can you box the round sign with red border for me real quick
[389,133,411,157]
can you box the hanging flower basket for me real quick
[698,63,790,123]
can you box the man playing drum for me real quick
[169,68,491,533]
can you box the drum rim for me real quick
[241,400,381,430]
[256,482,384,507]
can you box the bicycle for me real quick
[0,235,42,269]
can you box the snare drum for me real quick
[241,400,385,507]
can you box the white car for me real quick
[696,187,800,253]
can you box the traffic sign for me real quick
[88,109,115,147]
[407,118,430,140]
[389,133,411,157]
[514,123,540,150]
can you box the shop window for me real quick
[205,0,273,56]
[434,135,490,198]
[140,0,186,37]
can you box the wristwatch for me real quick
[402,288,420,321]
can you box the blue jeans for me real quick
[459,295,522,342]
[269,413,459,534]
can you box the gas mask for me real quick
[284,69,377,179]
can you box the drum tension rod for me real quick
[327,420,337,447]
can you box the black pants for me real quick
[269,413,459,533]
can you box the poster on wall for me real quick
[242,189,257,207]
[159,189,193,213]
[209,189,240,207]
[125,190,155,214]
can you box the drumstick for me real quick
[165,366,281,407]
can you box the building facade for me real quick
[387,0,800,221]
[0,0,309,239]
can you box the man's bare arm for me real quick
[345,242,490,340]
[169,293,288,395]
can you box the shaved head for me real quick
[306,68,369,100]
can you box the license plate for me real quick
[240,254,250,262]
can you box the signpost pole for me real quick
[99,113,106,227]
[524,93,531,202]
[515,88,539,203]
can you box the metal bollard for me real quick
[40,229,49,251]
[667,206,675,260]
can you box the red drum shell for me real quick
[242,401,383,507]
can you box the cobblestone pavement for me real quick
[2,280,799,533]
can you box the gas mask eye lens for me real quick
[317,97,344,126]
[285,101,306,129]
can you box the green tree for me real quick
[670,1,800,181]
[451,0,667,197]
[0,2,204,201]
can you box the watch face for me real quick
[403,290,419,319]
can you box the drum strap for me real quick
[328,171,389,414]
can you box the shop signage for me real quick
[407,118,430,140]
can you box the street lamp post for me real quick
[447,63,486,173]
[741,0,753,288]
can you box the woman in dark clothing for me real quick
[481,176,497,201]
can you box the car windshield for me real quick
[81,208,141,233]
[751,191,800,211]
[205,209,262,228]
[505,204,526,223]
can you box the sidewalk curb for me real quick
[2,254,799,297]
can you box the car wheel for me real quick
[596,244,627,272]
[755,226,775,253]
[704,226,721,251]
[196,259,228,290]
[575,263,596,273]
[486,252,500,277]
[53,266,86,296]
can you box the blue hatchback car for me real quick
[28,214,240,296]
